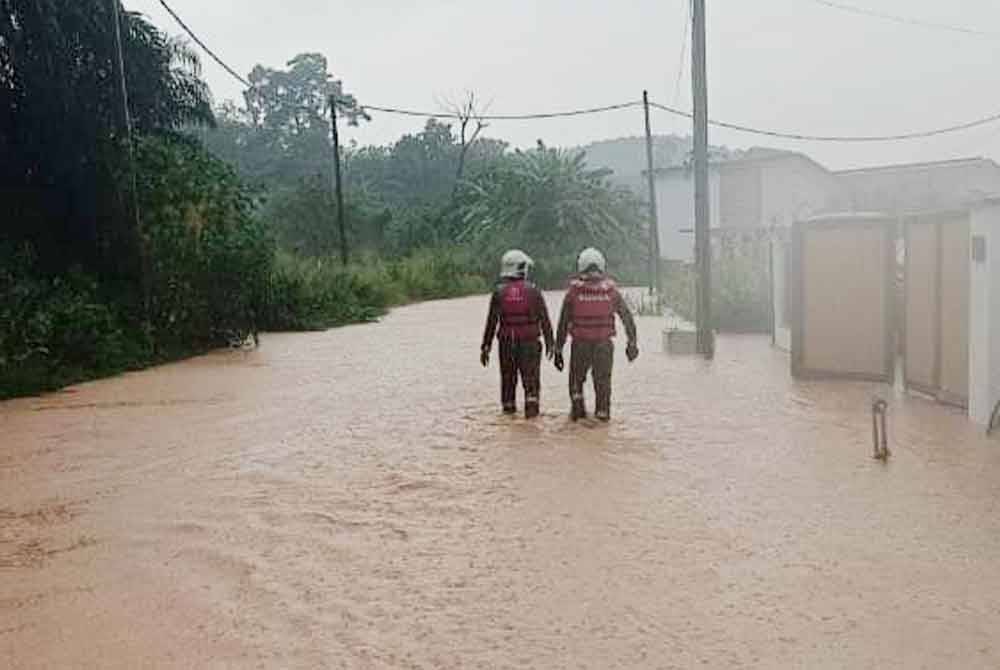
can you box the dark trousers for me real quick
[569,340,614,419]
[499,339,542,416]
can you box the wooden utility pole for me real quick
[642,90,662,294]
[691,0,714,357]
[329,94,348,265]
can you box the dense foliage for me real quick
[1,3,271,397]
[456,145,648,283]
[262,250,486,332]
[1,1,214,274]
[2,5,768,399]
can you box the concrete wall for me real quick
[970,203,1000,425]
[795,221,893,380]
[904,220,939,393]
[760,157,843,228]
[762,158,842,353]
[719,163,762,228]
[771,238,791,351]
[939,217,971,405]
[654,168,720,261]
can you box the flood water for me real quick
[3,294,1000,669]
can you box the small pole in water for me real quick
[988,399,1000,437]
[872,398,890,461]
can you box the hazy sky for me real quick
[127,0,1000,170]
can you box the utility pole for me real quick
[642,90,662,295]
[110,0,151,339]
[691,0,714,358]
[329,94,348,265]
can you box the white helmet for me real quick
[500,249,533,279]
[577,247,606,274]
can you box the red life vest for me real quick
[499,279,540,341]
[569,276,617,342]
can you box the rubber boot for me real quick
[594,393,611,422]
[571,398,586,422]
[503,404,517,415]
[594,394,611,422]
[525,401,540,419]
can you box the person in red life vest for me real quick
[553,247,638,422]
[480,249,554,418]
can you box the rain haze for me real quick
[10,2,1000,668]
[127,0,1000,168]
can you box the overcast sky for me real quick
[127,0,1000,171]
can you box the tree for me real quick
[205,53,367,186]
[262,177,391,257]
[1,1,214,273]
[441,91,489,193]
[343,118,507,210]
[380,119,462,208]
[245,53,365,132]
[457,145,648,281]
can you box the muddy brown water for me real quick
[3,294,1000,669]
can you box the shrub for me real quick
[659,239,772,334]
[136,133,274,348]
[0,248,142,398]
[261,248,488,332]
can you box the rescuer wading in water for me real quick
[554,247,638,422]
[480,250,554,418]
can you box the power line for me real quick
[672,0,692,106]
[649,101,1000,142]
[149,3,641,122]
[361,102,642,121]
[152,0,1000,144]
[806,0,1000,40]
[157,0,253,88]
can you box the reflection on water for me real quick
[3,295,1000,668]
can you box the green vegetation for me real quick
[457,144,647,274]
[262,250,487,332]
[644,237,771,333]
[2,3,768,399]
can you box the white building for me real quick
[653,151,1000,426]
[651,150,842,262]
[967,200,1000,426]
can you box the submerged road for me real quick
[3,294,1000,668]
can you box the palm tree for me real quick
[458,145,647,263]
[1,0,215,271]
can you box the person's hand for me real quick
[626,342,639,363]
[553,351,565,372]
[480,347,490,367]
[545,342,554,361]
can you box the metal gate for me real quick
[790,214,896,382]
[903,211,970,407]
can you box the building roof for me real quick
[835,157,1000,177]
[648,149,831,178]
[652,154,1000,179]
[800,212,894,225]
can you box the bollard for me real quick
[872,398,890,461]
